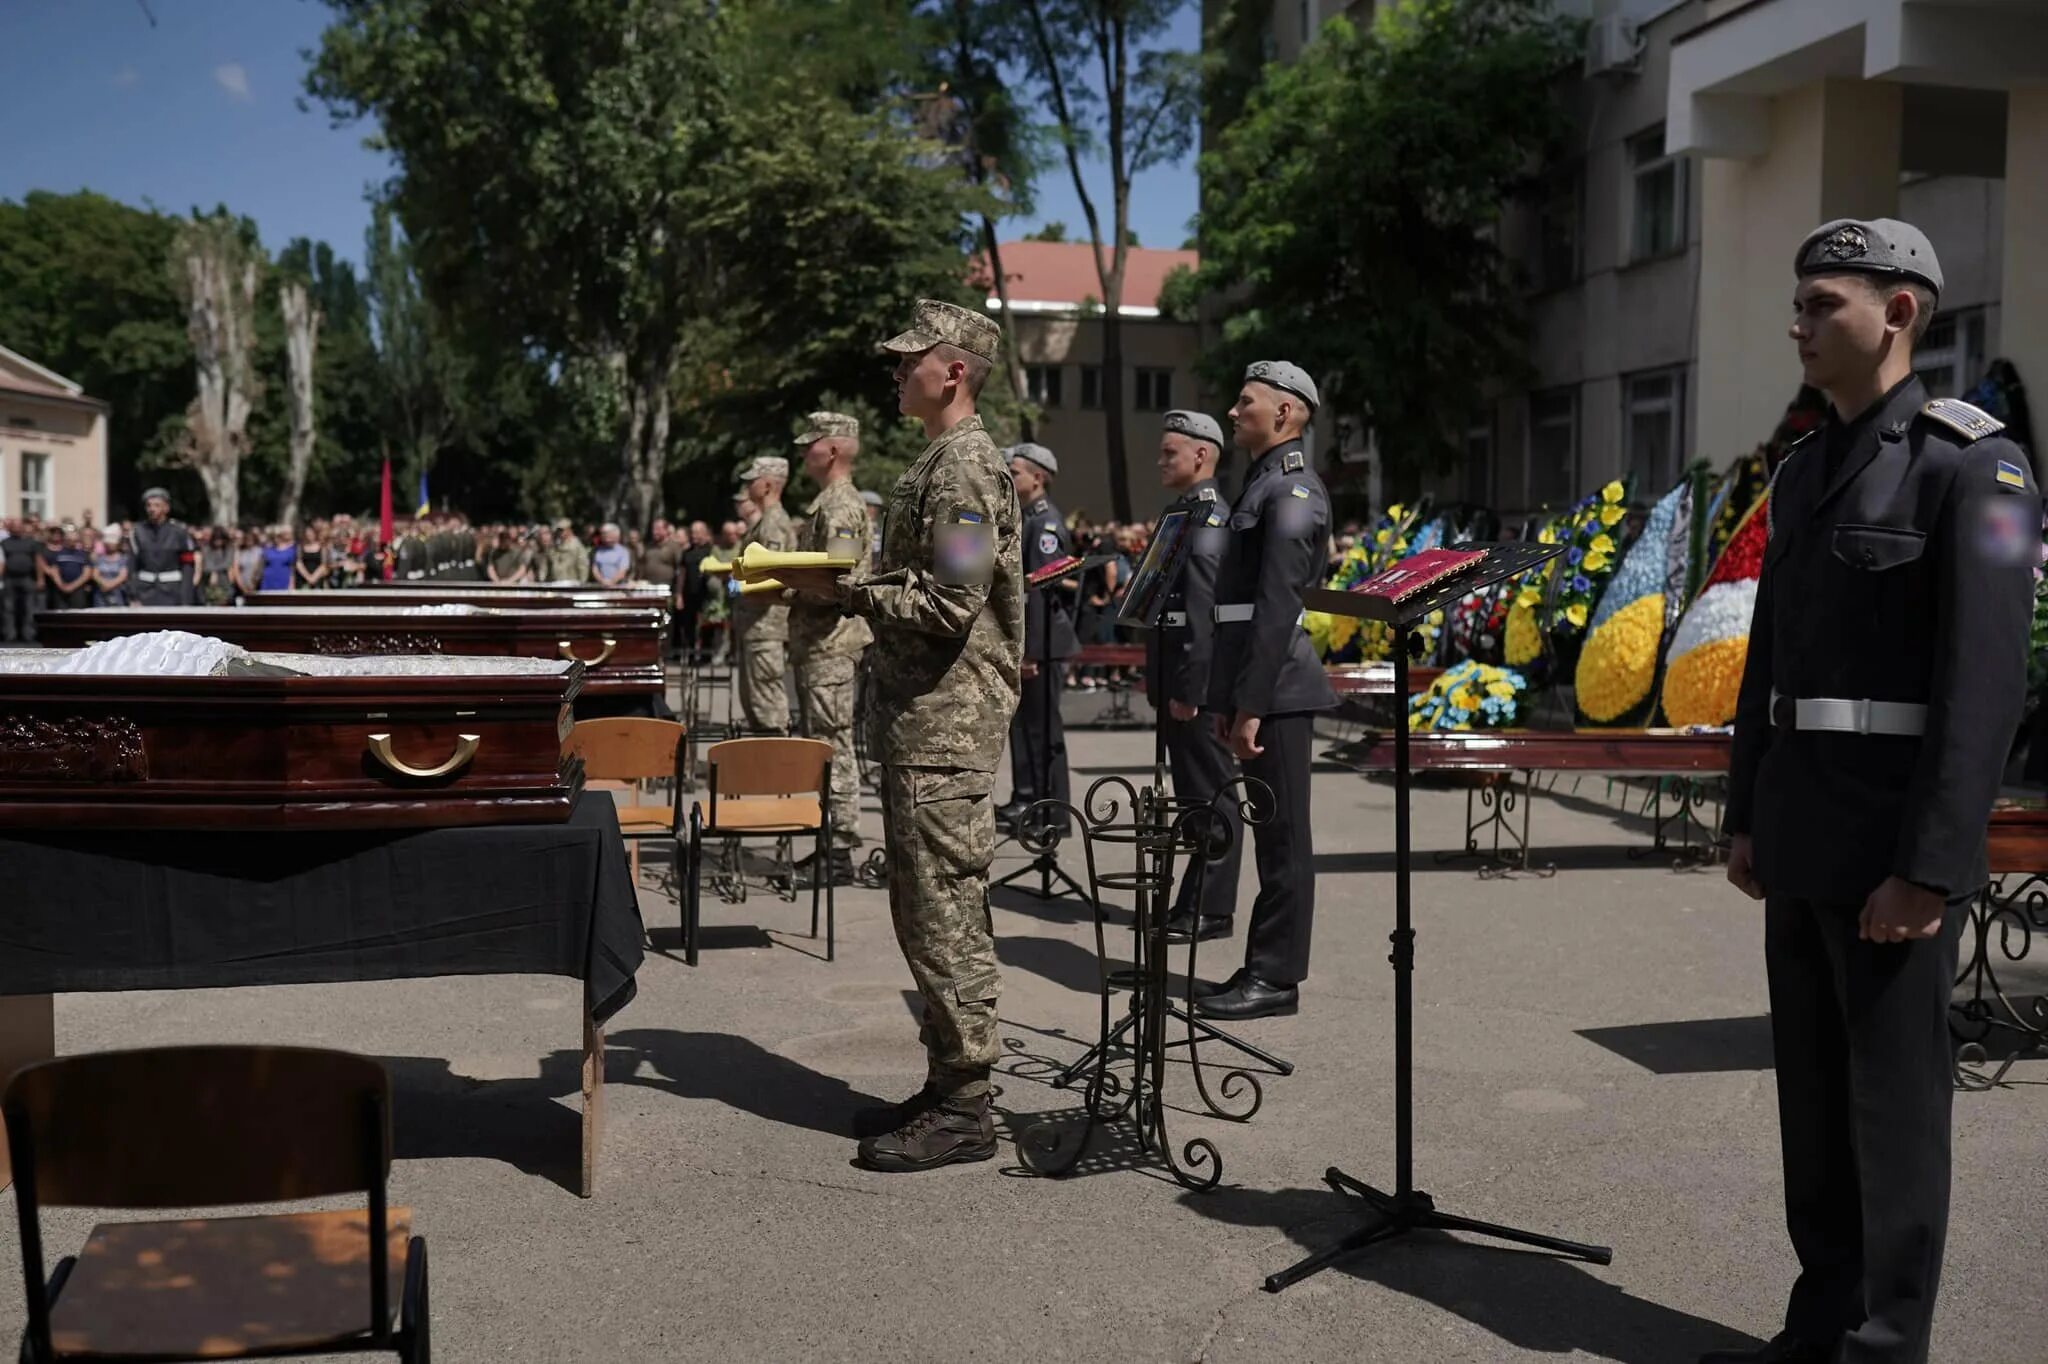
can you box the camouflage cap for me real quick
[736,454,790,484]
[1007,442,1058,478]
[1161,410,1225,450]
[792,411,861,446]
[879,298,1001,361]
[1795,218,1943,298]
[1244,360,1320,413]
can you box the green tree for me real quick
[170,211,264,526]
[1188,1,1578,485]
[1026,221,1070,242]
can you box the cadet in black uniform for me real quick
[998,443,1076,835]
[1149,410,1244,942]
[1710,220,2037,1364]
[129,487,196,607]
[1197,362,1338,1020]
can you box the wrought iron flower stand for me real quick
[1951,872,2048,1089]
[1019,775,1270,1191]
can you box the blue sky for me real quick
[0,0,1202,269]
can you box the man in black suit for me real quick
[1712,219,2037,1364]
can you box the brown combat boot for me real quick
[850,1082,941,1139]
[856,1092,996,1172]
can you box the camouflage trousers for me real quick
[879,764,1000,1097]
[796,655,862,847]
[737,635,790,734]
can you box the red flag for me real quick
[378,456,395,581]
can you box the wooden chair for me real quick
[568,717,687,891]
[3,1046,428,1363]
[685,737,835,967]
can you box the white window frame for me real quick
[1526,388,1578,510]
[1622,367,1687,494]
[1628,123,1688,263]
[19,451,53,521]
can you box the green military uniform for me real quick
[734,459,797,734]
[846,307,1022,1107]
[546,526,591,584]
[789,413,875,848]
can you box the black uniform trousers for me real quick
[1007,667,1070,824]
[1163,713,1242,923]
[1,577,35,643]
[1239,711,1315,986]
[1765,893,1965,1364]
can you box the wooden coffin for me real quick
[1336,728,1732,774]
[266,583,670,611]
[39,606,663,701]
[0,651,584,831]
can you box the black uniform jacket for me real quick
[1728,376,2038,901]
[1021,495,1080,661]
[1206,439,1339,718]
[1144,478,1230,708]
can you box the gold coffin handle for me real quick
[366,732,481,780]
[558,637,618,667]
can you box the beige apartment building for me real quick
[0,344,107,527]
[984,240,1203,522]
[1217,0,2037,514]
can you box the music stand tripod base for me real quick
[1271,542,1611,1291]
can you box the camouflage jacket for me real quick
[791,478,875,662]
[734,501,797,642]
[848,414,1023,771]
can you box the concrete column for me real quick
[1693,79,1903,464]
[2003,87,2048,445]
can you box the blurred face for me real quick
[892,347,959,419]
[650,519,671,543]
[1010,459,1046,503]
[1228,382,1298,453]
[144,495,169,523]
[746,475,778,504]
[1790,274,1911,395]
[1157,432,1210,492]
[689,521,711,547]
[600,526,619,547]
[536,527,553,549]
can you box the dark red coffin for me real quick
[259,584,668,611]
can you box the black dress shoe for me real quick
[1698,1331,1839,1364]
[1188,968,1246,999]
[1192,974,1298,1020]
[1163,909,1233,942]
[993,800,1029,826]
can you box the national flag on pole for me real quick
[416,469,431,518]
[378,456,395,581]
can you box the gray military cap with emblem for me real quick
[141,486,171,505]
[1244,360,1320,413]
[1795,218,1944,298]
[1007,443,1059,478]
[735,454,789,484]
[793,411,860,446]
[879,298,1002,361]
[1162,409,1225,450]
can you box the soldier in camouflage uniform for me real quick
[732,455,797,734]
[789,412,875,886]
[776,299,1023,1172]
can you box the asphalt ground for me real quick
[4,689,2044,1362]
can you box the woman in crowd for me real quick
[230,527,265,601]
[91,528,130,606]
[198,527,235,605]
[46,527,93,610]
[259,527,297,593]
[294,526,329,591]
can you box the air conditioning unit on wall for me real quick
[1585,14,1644,78]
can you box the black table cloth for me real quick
[0,791,643,1022]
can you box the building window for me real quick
[1534,169,1581,291]
[1527,388,1578,509]
[1913,306,1987,398]
[1079,365,1103,410]
[1464,421,1494,504]
[1628,124,1687,262]
[20,452,52,521]
[1623,368,1686,494]
[1025,364,1063,408]
[1133,367,1172,412]
[1298,0,1313,44]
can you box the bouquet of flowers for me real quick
[1574,477,1692,724]
[1409,659,1531,732]
[1661,490,1768,726]
[1546,480,1633,649]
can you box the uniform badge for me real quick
[1196,486,1217,502]
[1281,450,1305,473]
[1819,225,1867,262]
[1921,397,2006,442]
[1289,485,1309,499]
[1976,498,2038,567]
[1038,530,1060,556]
[1207,512,1224,527]
[1998,460,2029,489]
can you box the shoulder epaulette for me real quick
[1280,449,1305,474]
[1920,397,2005,443]
[1196,486,1218,502]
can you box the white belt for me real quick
[1770,690,1927,737]
[135,570,181,584]
[1163,611,1188,627]
[406,570,425,580]
[1215,604,1254,623]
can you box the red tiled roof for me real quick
[976,240,1198,310]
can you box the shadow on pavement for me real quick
[1180,1184,1765,1363]
[1578,1015,1775,1074]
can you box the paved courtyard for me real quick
[5,701,2044,1362]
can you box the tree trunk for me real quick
[278,281,322,527]
[196,462,240,534]
[980,217,1034,438]
[173,220,260,528]
[1100,307,1131,521]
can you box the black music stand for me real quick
[1265,541,1612,1292]
[995,552,1112,903]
